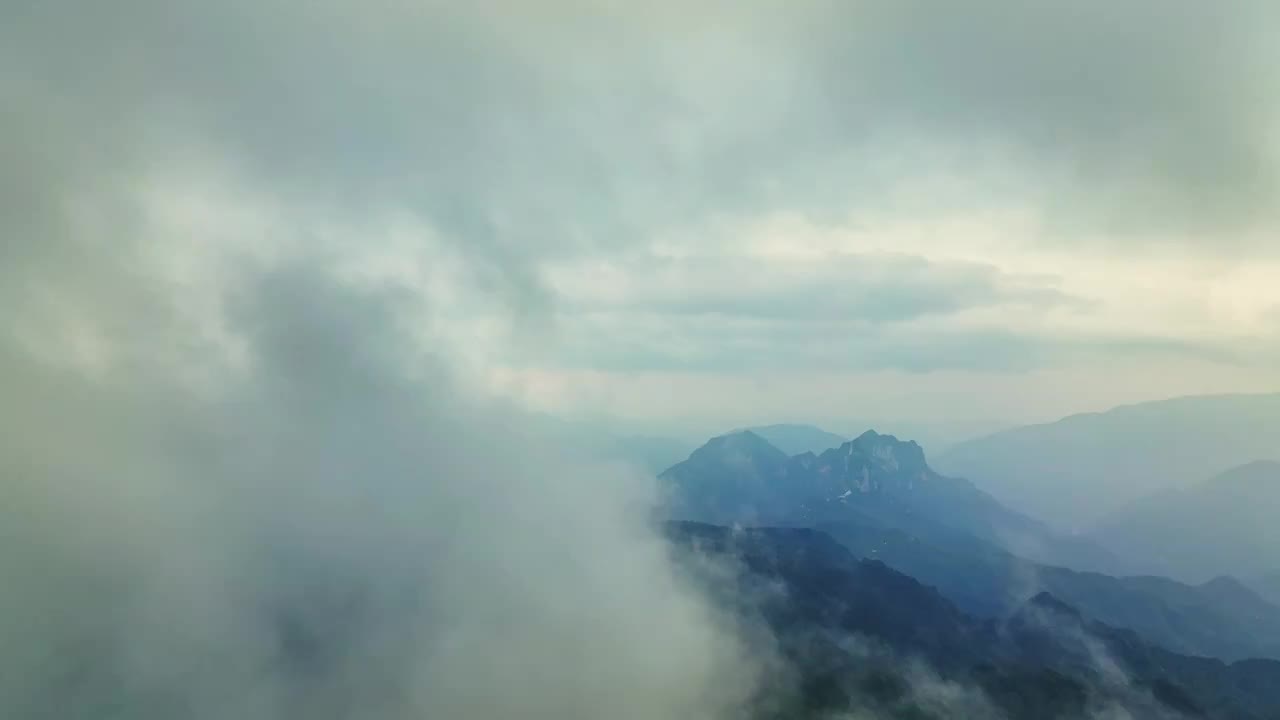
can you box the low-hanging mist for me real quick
[0,260,763,719]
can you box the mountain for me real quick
[1089,461,1280,584]
[934,393,1280,530]
[815,518,1280,662]
[666,522,1280,720]
[660,429,1117,572]
[659,430,795,523]
[661,430,1280,662]
[741,423,847,455]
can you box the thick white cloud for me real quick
[0,197,763,717]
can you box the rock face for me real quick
[663,429,976,519]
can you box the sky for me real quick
[5,0,1280,442]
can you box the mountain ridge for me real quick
[813,518,1280,662]
[661,429,1118,573]
[666,522,1280,720]
[1090,460,1280,584]
[934,392,1280,530]
[661,428,1280,663]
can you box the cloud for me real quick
[1,31,768,709]
[6,0,1279,430]
[531,251,1077,373]
[813,0,1279,239]
[0,254,768,718]
[546,252,1078,322]
[7,0,1278,256]
[530,249,1253,375]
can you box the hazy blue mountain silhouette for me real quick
[661,429,1116,572]
[935,393,1280,530]
[1091,460,1280,584]
[661,431,1280,663]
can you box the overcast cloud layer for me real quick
[5,1,1280,427]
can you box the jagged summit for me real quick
[854,429,890,444]
[657,426,1102,570]
[832,430,929,474]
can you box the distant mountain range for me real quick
[659,429,1280,663]
[660,429,1117,573]
[934,393,1280,529]
[667,522,1280,720]
[740,420,1004,458]
[1089,460,1280,584]
[813,519,1280,663]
